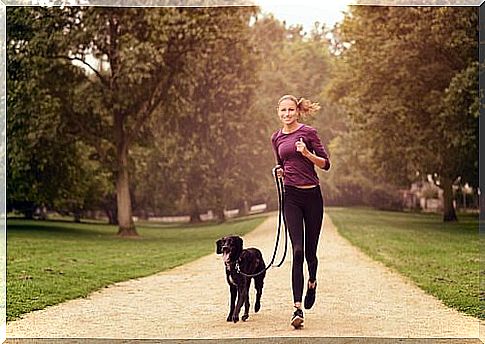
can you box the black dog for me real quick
[216,236,266,323]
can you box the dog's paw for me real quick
[232,315,239,323]
[226,315,232,322]
[242,314,249,322]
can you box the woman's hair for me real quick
[277,94,321,119]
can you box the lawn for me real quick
[6,215,267,321]
[326,207,480,319]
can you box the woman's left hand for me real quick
[295,138,308,156]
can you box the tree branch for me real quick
[125,63,182,148]
[49,55,109,87]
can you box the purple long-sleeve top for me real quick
[271,124,330,187]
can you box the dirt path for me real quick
[6,214,481,340]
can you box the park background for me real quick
[4,0,481,337]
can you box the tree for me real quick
[7,7,110,218]
[160,7,263,223]
[250,15,337,209]
[8,7,261,234]
[328,6,478,221]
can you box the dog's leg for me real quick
[233,281,247,323]
[227,284,237,322]
[254,271,265,313]
[242,278,251,321]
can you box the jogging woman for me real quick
[271,94,330,329]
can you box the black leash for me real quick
[236,166,288,278]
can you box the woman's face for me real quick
[278,99,298,126]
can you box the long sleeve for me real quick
[307,128,330,171]
[271,131,283,166]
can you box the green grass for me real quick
[326,207,480,319]
[6,215,267,321]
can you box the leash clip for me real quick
[235,262,241,273]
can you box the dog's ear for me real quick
[216,238,224,254]
[235,236,243,257]
[236,236,243,248]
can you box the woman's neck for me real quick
[282,122,301,134]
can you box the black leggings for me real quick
[284,185,324,303]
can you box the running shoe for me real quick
[290,308,304,328]
[304,281,317,309]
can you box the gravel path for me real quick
[6,214,481,340]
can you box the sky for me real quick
[257,0,350,32]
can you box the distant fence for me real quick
[9,203,270,223]
[133,203,268,223]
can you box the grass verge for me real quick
[7,215,267,321]
[326,207,480,319]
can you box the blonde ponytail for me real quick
[297,97,320,119]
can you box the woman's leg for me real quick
[284,189,305,304]
[303,187,324,283]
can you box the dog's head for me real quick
[216,236,243,264]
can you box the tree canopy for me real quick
[326,6,478,220]
[7,5,478,228]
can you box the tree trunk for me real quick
[138,209,149,221]
[214,207,225,223]
[239,200,249,217]
[73,209,82,223]
[116,156,137,236]
[214,187,226,223]
[190,209,202,224]
[187,175,202,223]
[104,194,118,225]
[115,114,138,237]
[38,206,48,220]
[188,197,202,223]
[106,209,118,225]
[441,177,458,222]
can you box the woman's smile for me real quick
[278,99,298,126]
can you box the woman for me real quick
[271,94,330,329]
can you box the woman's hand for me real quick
[295,138,328,169]
[274,165,284,178]
[295,138,309,156]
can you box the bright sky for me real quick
[257,0,350,32]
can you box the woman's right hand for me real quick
[274,165,284,179]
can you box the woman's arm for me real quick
[302,147,328,169]
[271,132,285,178]
[295,138,329,169]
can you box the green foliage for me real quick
[7,215,267,320]
[433,62,479,188]
[321,133,403,209]
[7,7,111,217]
[328,207,480,318]
[7,7,270,228]
[326,7,478,216]
[150,7,263,221]
[250,15,338,210]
